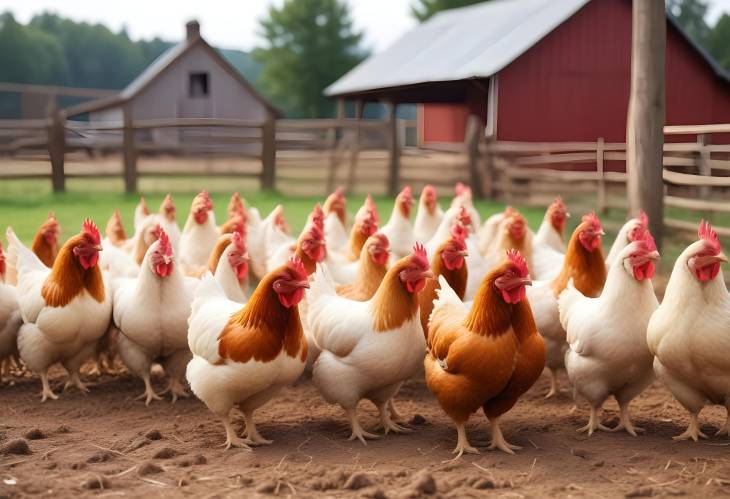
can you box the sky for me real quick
[4,0,730,54]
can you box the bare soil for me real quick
[2,364,730,499]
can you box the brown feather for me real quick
[336,237,387,301]
[41,234,105,307]
[551,227,606,297]
[371,257,420,332]
[419,241,467,335]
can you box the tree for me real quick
[667,0,711,44]
[706,13,730,69]
[254,0,366,118]
[411,0,489,22]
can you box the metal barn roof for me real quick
[325,0,590,96]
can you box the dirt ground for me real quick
[2,363,730,499]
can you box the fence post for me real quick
[697,133,711,199]
[465,114,484,198]
[122,105,137,193]
[346,100,364,194]
[47,105,66,193]
[326,126,338,193]
[261,113,276,190]
[597,137,606,213]
[386,101,401,197]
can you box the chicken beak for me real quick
[95,245,103,251]
[599,230,606,236]
[422,270,435,279]
[648,250,660,261]
[297,280,310,289]
[459,250,469,257]
[718,252,728,264]
[522,277,533,287]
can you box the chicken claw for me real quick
[673,414,708,442]
[39,372,59,402]
[221,416,253,451]
[346,408,380,445]
[576,406,612,436]
[378,405,412,435]
[445,423,479,462]
[242,411,273,445]
[609,406,644,436]
[161,378,189,403]
[487,416,521,455]
[136,376,162,406]
[388,399,405,422]
[63,373,90,394]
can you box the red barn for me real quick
[326,0,730,145]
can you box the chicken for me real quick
[208,231,250,303]
[104,209,128,248]
[605,211,649,268]
[414,185,444,244]
[248,205,289,280]
[323,187,349,255]
[5,212,61,286]
[8,220,111,401]
[560,228,659,435]
[477,207,514,256]
[425,250,544,458]
[426,205,473,258]
[379,186,416,260]
[100,218,162,279]
[483,211,533,275]
[219,213,246,237]
[418,228,468,335]
[133,196,151,231]
[157,194,181,252]
[186,257,309,449]
[451,182,482,230]
[113,229,198,404]
[0,243,23,383]
[647,221,730,441]
[325,205,378,285]
[179,191,219,273]
[527,212,606,398]
[534,197,569,253]
[270,214,326,277]
[336,233,390,301]
[307,244,431,443]
[228,192,246,219]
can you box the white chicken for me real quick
[186,257,309,449]
[534,197,569,253]
[210,231,250,303]
[325,205,378,285]
[179,191,219,273]
[413,185,444,244]
[0,243,23,383]
[307,244,431,443]
[379,185,416,260]
[112,229,198,404]
[560,228,659,435]
[450,182,481,230]
[157,194,181,252]
[323,187,349,255]
[133,196,152,232]
[647,221,730,441]
[8,220,112,401]
[248,205,289,281]
[605,211,648,268]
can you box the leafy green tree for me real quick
[411,0,489,22]
[254,0,366,118]
[667,0,711,45]
[706,13,730,70]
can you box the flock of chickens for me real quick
[0,183,728,460]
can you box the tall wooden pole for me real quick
[386,101,401,197]
[627,0,666,247]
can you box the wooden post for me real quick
[697,133,711,198]
[626,0,666,247]
[261,112,276,190]
[597,137,606,213]
[326,126,338,193]
[346,100,364,193]
[336,98,345,119]
[122,105,137,193]
[482,137,495,199]
[465,114,484,198]
[47,105,66,193]
[386,101,400,197]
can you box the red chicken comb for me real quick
[162,193,176,209]
[457,205,472,228]
[551,197,566,212]
[334,186,345,200]
[310,203,325,230]
[637,210,649,228]
[400,185,413,199]
[449,228,467,252]
[637,228,657,252]
[82,219,101,245]
[506,249,529,278]
[157,228,172,255]
[412,242,429,270]
[199,190,213,210]
[307,222,325,243]
[455,182,469,196]
[451,223,468,241]
[699,220,722,254]
[151,223,163,241]
[0,241,5,276]
[422,184,436,197]
[372,232,390,249]
[287,255,307,279]
[364,195,379,222]
[581,211,603,231]
[232,229,246,251]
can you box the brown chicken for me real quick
[31,212,61,267]
[228,192,246,219]
[346,197,379,261]
[336,233,390,301]
[104,209,127,247]
[419,228,468,335]
[425,250,545,458]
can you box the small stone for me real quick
[410,414,427,426]
[593,460,605,468]
[71,462,87,470]
[126,437,151,452]
[24,429,46,440]
[138,462,164,476]
[473,478,496,490]
[152,447,179,459]
[626,486,654,498]
[2,439,30,455]
[83,476,111,490]
[571,448,590,459]
[412,471,437,495]
[256,481,277,494]
[192,454,207,465]
[343,472,374,490]
[87,451,114,463]
[144,430,162,441]
[56,425,71,434]
[177,458,193,468]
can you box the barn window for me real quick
[189,72,209,98]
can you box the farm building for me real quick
[326,0,730,146]
[66,20,279,145]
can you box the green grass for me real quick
[0,177,719,276]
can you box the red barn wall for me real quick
[420,104,469,143]
[421,0,730,146]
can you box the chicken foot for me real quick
[160,377,189,403]
[388,398,406,422]
[487,416,521,454]
[220,413,253,450]
[608,404,644,436]
[545,368,560,399]
[63,371,90,394]
[377,404,412,435]
[242,410,273,445]
[345,407,381,445]
[445,423,479,462]
[136,374,163,405]
[576,406,613,436]
[715,404,730,437]
[39,371,59,402]
[673,413,709,442]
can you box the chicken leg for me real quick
[447,423,479,461]
[220,412,253,450]
[161,349,192,403]
[345,407,380,445]
[576,405,613,436]
[716,404,730,437]
[39,370,58,402]
[609,403,644,436]
[242,410,273,445]
[673,413,708,442]
[487,416,521,454]
[61,344,95,394]
[545,368,559,398]
[377,403,412,435]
